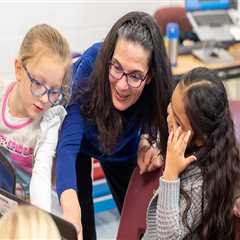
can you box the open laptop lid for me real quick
[185,0,237,41]
[0,188,77,240]
[186,0,231,12]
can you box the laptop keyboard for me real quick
[194,13,233,27]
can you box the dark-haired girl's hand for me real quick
[163,127,197,181]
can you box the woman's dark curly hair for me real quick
[180,67,240,239]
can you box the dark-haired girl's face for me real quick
[167,83,204,148]
[167,84,194,144]
[109,38,151,111]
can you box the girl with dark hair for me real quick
[143,67,240,239]
[56,11,172,239]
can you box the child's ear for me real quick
[15,58,22,82]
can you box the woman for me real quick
[56,11,173,239]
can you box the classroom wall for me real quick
[0,1,184,81]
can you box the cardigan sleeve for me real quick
[55,43,101,197]
[55,103,85,198]
[155,176,203,239]
[144,172,203,240]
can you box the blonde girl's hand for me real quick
[163,127,197,181]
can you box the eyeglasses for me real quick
[22,64,64,105]
[109,61,148,88]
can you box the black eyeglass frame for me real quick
[108,61,149,88]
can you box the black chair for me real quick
[0,147,16,194]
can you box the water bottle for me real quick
[166,22,180,67]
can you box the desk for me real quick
[173,43,240,81]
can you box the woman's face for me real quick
[14,54,66,119]
[109,38,151,111]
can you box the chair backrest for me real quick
[153,6,197,43]
[0,147,16,194]
[117,166,162,240]
[154,7,192,35]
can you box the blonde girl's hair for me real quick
[0,205,61,239]
[19,24,72,102]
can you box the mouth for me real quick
[114,88,129,101]
[33,104,44,112]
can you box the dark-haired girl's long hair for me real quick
[181,67,240,239]
[74,11,173,154]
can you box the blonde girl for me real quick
[0,24,71,211]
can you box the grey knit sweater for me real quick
[142,165,203,240]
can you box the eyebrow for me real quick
[28,70,46,84]
[112,57,145,74]
[29,69,62,89]
[170,101,185,128]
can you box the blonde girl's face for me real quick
[15,54,67,119]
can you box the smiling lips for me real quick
[115,88,129,101]
[33,104,44,111]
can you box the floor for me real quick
[95,209,120,240]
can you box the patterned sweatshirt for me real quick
[0,81,66,211]
[143,164,203,240]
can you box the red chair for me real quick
[117,166,162,240]
[153,6,196,43]
[154,7,192,35]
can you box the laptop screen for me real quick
[186,0,231,12]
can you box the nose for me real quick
[116,74,129,90]
[39,92,49,104]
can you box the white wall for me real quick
[0,1,184,81]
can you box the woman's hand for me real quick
[137,135,163,174]
[163,127,196,181]
[233,197,240,218]
[60,189,83,240]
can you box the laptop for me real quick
[0,188,77,240]
[186,0,239,41]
